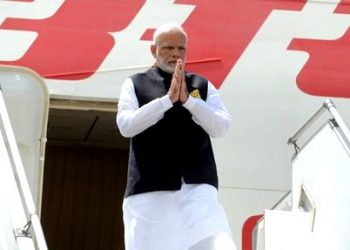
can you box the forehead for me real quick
[156,29,187,45]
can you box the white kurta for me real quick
[117,75,234,250]
[117,78,232,138]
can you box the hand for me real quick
[168,59,184,103]
[179,73,188,103]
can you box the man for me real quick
[117,22,236,250]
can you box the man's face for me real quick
[151,30,187,73]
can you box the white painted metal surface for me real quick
[0,66,49,210]
[0,66,48,249]
[263,100,350,250]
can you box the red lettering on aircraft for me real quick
[0,0,145,80]
[288,2,350,97]
[1,0,306,85]
[175,0,305,88]
[336,0,350,14]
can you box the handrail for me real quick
[287,99,330,145]
[287,99,350,147]
[242,214,264,250]
[243,190,292,250]
[247,99,350,250]
[0,87,47,250]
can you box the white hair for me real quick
[153,22,187,45]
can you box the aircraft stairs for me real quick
[0,66,48,249]
[243,99,350,250]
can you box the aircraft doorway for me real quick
[41,106,129,250]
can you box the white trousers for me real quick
[189,232,237,250]
[123,183,236,250]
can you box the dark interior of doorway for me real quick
[40,108,129,250]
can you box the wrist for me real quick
[168,93,177,104]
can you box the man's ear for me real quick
[150,45,157,58]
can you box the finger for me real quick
[177,59,183,69]
[174,59,183,74]
[173,66,182,84]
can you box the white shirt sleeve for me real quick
[182,81,232,137]
[116,78,173,137]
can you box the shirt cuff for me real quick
[182,95,196,110]
[159,95,173,110]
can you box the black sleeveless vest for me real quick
[124,67,218,197]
